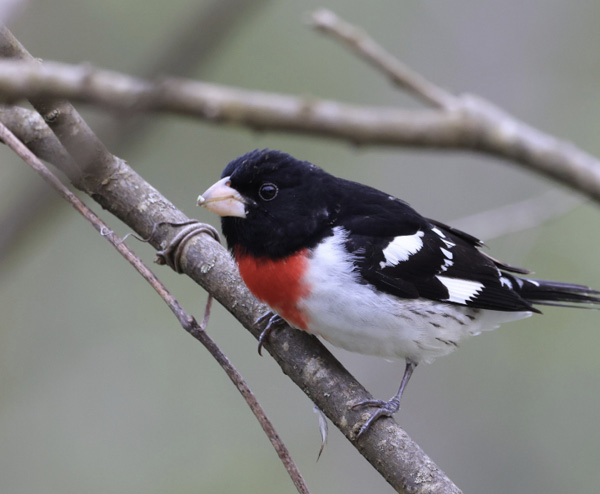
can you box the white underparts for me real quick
[297,227,531,364]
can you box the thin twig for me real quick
[451,190,581,241]
[0,121,310,494]
[310,9,456,110]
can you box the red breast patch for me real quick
[235,248,310,330]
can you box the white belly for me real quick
[297,230,530,364]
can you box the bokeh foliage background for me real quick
[1,1,599,493]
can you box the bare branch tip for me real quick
[309,8,339,29]
[200,295,214,330]
[120,231,149,244]
[313,405,329,461]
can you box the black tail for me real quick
[519,278,600,309]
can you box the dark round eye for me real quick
[258,183,278,201]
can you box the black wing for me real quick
[339,196,535,312]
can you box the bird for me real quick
[197,148,600,437]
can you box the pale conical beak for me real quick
[197,176,246,218]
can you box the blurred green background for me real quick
[1,1,599,493]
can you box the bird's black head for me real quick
[198,149,337,258]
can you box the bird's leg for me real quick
[352,359,418,438]
[253,311,286,356]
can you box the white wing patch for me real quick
[497,269,513,289]
[440,247,453,259]
[433,230,455,272]
[437,276,484,304]
[380,231,425,268]
[440,256,453,272]
[431,227,456,249]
